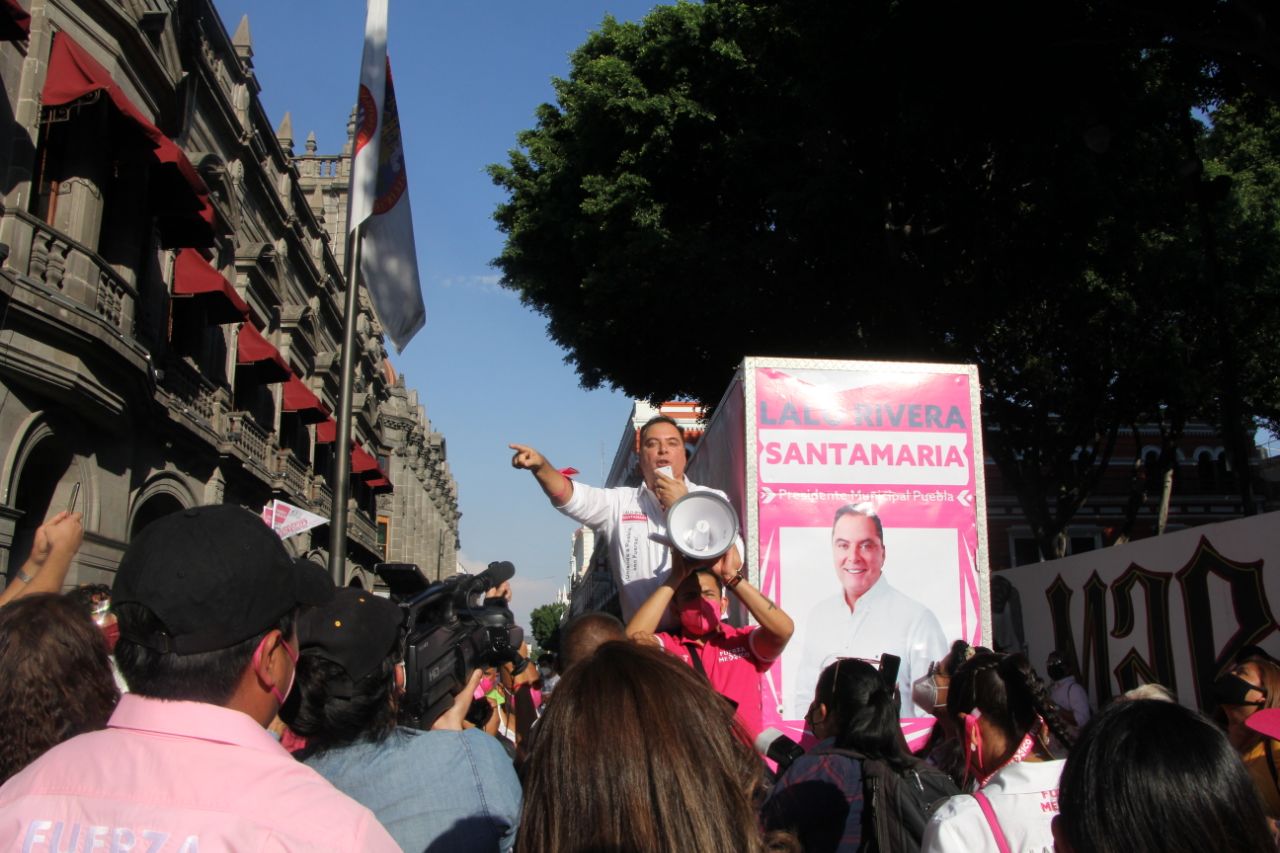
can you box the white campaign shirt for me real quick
[921,759,1066,853]
[793,577,948,716]
[558,477,738,621]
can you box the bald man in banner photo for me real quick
[793,503,948,718]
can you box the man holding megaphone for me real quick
[510,416,742,625]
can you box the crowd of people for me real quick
[1,447,1279,849]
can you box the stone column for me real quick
[51,105,109,254]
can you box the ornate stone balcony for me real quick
[159,356,224,427]
[348,509,380,557]
[310,477,333,517]
[295,154,345,179]
[1,208,139,340]
[271,450,310,503]
[223,411,274,482]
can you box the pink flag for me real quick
[348,0,425,352]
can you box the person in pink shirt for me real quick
[626,554,794,740]
[0,504,399,852]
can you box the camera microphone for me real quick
[755,727,805,775]
[481,560,515,586]
[469,560,515,597]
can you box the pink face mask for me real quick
[679,596,720,636]
[101,622,120,654]
[964,709,986,782]
[965,707,1042,788]
[254,634,299,706]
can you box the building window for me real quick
[376,515,389,559]
[1012,537,1040,566]
[1142,449,1159,479]
[278,413,312,464]
[1069,535,1099,555]
[1197,451,1215,493]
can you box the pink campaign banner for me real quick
[750,363,986,747]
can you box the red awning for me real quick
[351,446,382,481]
[1,0,30,41]
[283,374,329,424]
[315,418,337,444]
[366,476,393,493]
[236,323,290,384]
[41,33,214,246]
[173,249,248,324]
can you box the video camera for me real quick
[375,560,528,729]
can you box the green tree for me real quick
[490,0,1280,559]
[529,602,567,652]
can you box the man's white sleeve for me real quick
[556,480,616,529]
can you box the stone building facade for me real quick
[0,0,458,591]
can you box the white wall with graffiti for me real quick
[1002,512,1280,711]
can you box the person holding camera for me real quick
[281,588,522,852]
[626,551,793,741]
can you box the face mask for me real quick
[964,709,986,782]
[101,622,120,654]
[679,596,720,636]
[1214,673,1267,707]
[804,700,826,737]
[912,672,947,714]
[255,634,299,706]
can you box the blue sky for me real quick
[210,0,663,628]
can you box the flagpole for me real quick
[328,222,364,584]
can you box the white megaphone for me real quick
[664,491,739,561]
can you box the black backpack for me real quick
[810,746,960,853]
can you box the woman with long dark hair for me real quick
[519,640,789,853]
[762,658,958,852]
[0,593,118,783]
[1054,699,1273,853]
[921,652,1071,853]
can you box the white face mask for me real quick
[911,665,948,715]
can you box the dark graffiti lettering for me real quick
[1111,564,1178,694]
[1177,537,1279,711]
[1045,535,1277,712]
[1080,573,1113,705]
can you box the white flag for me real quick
[262,499,329,541]
[348,0,425,352]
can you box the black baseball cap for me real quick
[113,504,334,654]
[297,587,405,681]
